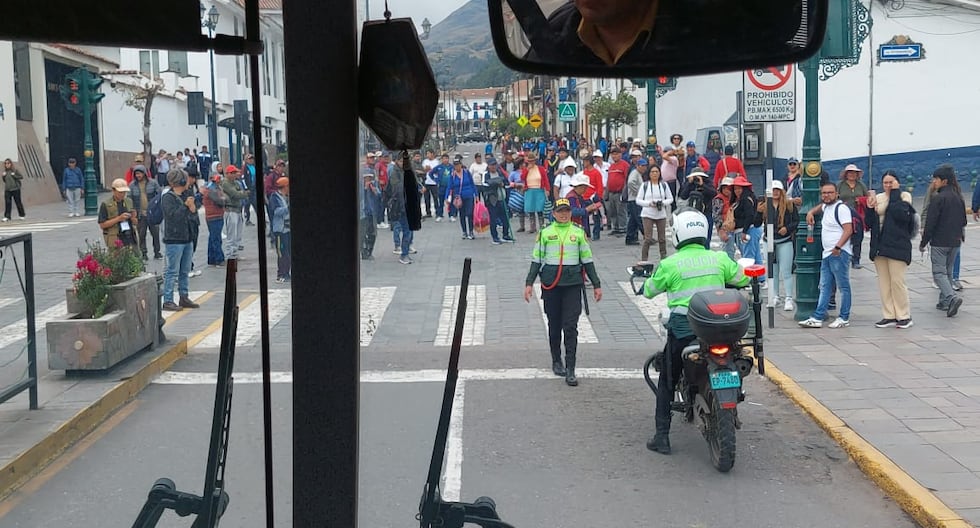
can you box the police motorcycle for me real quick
[628,219,766,473]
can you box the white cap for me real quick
[559,158,578,171]
[630,149,643,156]
[571,173,593,188]
[771,180,785,191]
[592,149,604,158]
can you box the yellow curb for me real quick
[764,359,973,528]
[0,338,187,502]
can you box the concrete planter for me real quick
[47,274,159,373]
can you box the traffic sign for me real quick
[558,87,568,102]
[557,102,577,122]
[516,115,529,127]
[743,65,796,122]
[529,113,543,128]
[878,43,921,61]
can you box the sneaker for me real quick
[491,240,502,245]
[936,302,948,311]
[760,281,768,290]
[409,246,418,254]
[828,317,850,329]
[378,222,390,229]
[189,269,203,277]
[276,277,287,283]
[783,297,794,311]
[852,262,862,270]
[154,254,163,260]
[450,217,457,222]
[398,256,413,265]
[798,317,823,328]
[874,318,897,328]
[952,280,963,291]
[766,296,779,308]
[1,218,7,222]
[17,216,25,221]
[467,234,475,240]
[896,319,914,329]
[179,297,200,309]
[162,301,183,312]
[393,248,401,254]
[503,237,516,243]
[435,217,442,222]
[932,281,939,289]
[947,297,963,318]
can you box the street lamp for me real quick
[420,18,431,39]
[201,3,220,158]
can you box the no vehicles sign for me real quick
[743,65,796,122]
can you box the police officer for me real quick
[642,209,749,454]
[524,198,603,386]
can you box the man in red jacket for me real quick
[713,145,746,188]
[604,146,630,236]
[581,156,605,240]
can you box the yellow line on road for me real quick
[187,293,260,349]
[764,360,972,528]
[0,400,141,520]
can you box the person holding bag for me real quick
[867,170,916,328]
[764,181,799,311]
[634,164,673,262]
[446,155,477,239]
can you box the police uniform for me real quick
[642,228,748,453]
[525,198,601,386]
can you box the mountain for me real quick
[422,0,519,89]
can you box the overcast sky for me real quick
[359,0,467,33]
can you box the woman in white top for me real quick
[634,164,673,261]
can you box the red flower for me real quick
[114,239,124,248]
[102,267,112,277]
[76,259,85,269]
[87,261,99,273]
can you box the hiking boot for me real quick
[646,434,671,455]
[162,301,183,312]
[552,361,566,377]
[564,368,578,386]
[179,297,200,309]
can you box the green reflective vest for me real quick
[527,221,594,288]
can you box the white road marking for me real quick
[618,281,668,338]
[0,298,24,309]
[196,289,291,350]
[434,285,486,347]
[532,283,598,343]
[442,380,465,502]
[153,367,645,385]
[360,286,396,346]
[0,301,67,351]
[0,218,91,234]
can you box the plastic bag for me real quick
[474,201,490,233]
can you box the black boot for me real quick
[647,415,671,454]
[550,349,565,376]
[564,351,578,386]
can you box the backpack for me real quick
[686,185,706,214]
[146,190,167,226]
[833,202,864,235]
[206,181,227,207]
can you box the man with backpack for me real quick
[161,169,200,312]
[799,182,854,329]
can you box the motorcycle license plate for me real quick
[709,370,741,390]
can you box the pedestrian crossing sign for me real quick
[558,102,577,122]
[517,115,529,127]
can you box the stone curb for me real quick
[764,359,973,528]
[0,338,188,501]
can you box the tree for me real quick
[111,74,165,163]
[584,89,638,141]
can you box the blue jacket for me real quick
[973,179,980,213]
[361,182,381,220]
[446,170,477,200]
[428,163,453,188]
[62,166,84,190]
[270,191,290,233]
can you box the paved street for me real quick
[0,179,940,526]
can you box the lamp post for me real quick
[420,18,431,40]
[201,3,220,158]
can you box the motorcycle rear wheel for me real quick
[705,396,736,472]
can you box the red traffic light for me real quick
[658,76,668,84]
[69,94,79,105]
[69,80,79,91]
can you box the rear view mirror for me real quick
[488,0,827,77]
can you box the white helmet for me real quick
[672,209,709,248]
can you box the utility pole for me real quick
[61,68,105,215]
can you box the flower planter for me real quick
[47,273,160,373]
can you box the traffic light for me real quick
[86,73,105,105]
[655,76,677,90]
[62,74,82,108]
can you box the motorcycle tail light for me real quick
[721,402,737,409]
[709,345,730,356]
[706,302,742,315]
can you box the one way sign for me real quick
[878,43,922,62]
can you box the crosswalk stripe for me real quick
[0,219,90,234]
[434,285,486,346]
[0,301,68,351]
[618,281,667,338]
[0,298,23,309]
[361,286,396,346]
[196,289,291,350]
[532,284,598,343]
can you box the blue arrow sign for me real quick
[558,87,568,102]
[879,43,922,61]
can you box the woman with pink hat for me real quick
[730,176,766,287]
[838,164,868,269]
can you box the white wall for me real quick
[101,87,209,154]
[0,42,17,160]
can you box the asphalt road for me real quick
[0,143,917,527]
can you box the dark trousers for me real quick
[851,229,864,265]
[666,180,678,213]
[487,201,512,241]
[625,201,641,243]
[206,217,225,265]
[360,215,377,257]
[541,285,582,367]
[592,210,602,240]
[275,232,291,279]
[437,185,449,218]
[4,189,25,219]
[424,184,439,216]
[138,216,161,257]
[458,197,474,236]
[656,329,697,434]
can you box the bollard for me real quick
[156,274,166,344]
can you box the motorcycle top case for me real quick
[686,290,751,344]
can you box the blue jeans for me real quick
[392,216,414,256]
[740,226,766,283]
[436,185,448,218]
[207,217,225,265]
[163,242,193,303]
[953,250,961,280]
[812,252,851,321]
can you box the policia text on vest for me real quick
[524,200,602,387]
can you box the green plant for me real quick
[72,240,144,318]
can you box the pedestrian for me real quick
[61,157,84,217]
[427,153,453,222]
[202,174,226,267]
[197,146,212,180]
[523,198,602,387]
[624,155,645,245]
[2,158,26,221]
[866,170,915,328]
[124,153,145,184]
[922,177,964,291]
[270,177,291,281]
[244,153,258,226]
[97,178,139,248]
[635,163,672,262]
[604,146,629,235]
[182,167,203,277]
[220,165,250,260]
[581,155,604,240]
[421,149,440,218]
[731,176,765,287]
[128,165,163,260]
[161,169,199,312]
[521,151,550,233]
[640,209,749,455]
[765,180,799,311]
[360,171,381,260]
[483,157,514,244]
[713,145,746,188]
[799,182,854,329]
[565,173,600,235]
[837,164,868,269]
[385,155,417,263]
[919,164,967,317]
[154,149,171,187]
[785,157,803,206]
[446,154,477,239]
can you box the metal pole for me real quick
[209,25,219,159]
[794,56,823,320]
[645,80,657,157]
[24,236,38,409]
[82,70,98,215]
